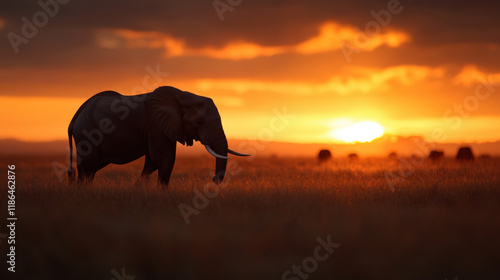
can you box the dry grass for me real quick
[1,155,499,279]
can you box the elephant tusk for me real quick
[228,149,251,157]
[205,145,229,159]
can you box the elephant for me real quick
[67,86,249,186]
[317,149,332,163]
[388,152,398,159]
[478,154,492,160]
[348,153,359,160]
[456,146,474,162]
[428,150,444,161]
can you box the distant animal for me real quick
[68,86,249,186]
[388,152,398,160]
[429,150,444,161]
[409,153,422,163]
[317,149,332,163]
[456,146,474,161]
[348,153,359,160]
[478,154,492,160]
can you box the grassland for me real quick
[1,155,499,280]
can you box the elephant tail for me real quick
[68,125,76,184]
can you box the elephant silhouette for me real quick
[67,86,249,186]
[428,150,444,161]
[317,149,332,163]
[456,146,474,162]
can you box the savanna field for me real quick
[1,155,500,280]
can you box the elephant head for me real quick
[145,86,248,183]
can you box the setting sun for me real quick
[330,121,384,143]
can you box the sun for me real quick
[329,121,384,143]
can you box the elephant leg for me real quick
[156,141,176,187]
[77,165,96,184]
[76,153,101,184]
[141,153,158,178]
[135,154,157,187]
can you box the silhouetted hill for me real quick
[1,137,500,157]
[0,139,69,155]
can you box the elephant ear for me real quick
[176,91,214,122]
[175,90,215,145]
[145,86,186,144]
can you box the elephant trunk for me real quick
[214,154,228,183]
[210,124,228,183]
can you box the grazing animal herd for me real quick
[67,85,486,185]
[317,146,487,163]
[428,146,476,162]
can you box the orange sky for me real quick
[1,1,500,145]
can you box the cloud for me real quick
[192,65,444,95]
[95,28,282,59]
[2,0,500,50]
[95,29,186,56]
[95,21,410,60]
[453,65,500,87]
[294,22,409,54]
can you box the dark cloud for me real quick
[1,0,500,98]
[2,0,500,48]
